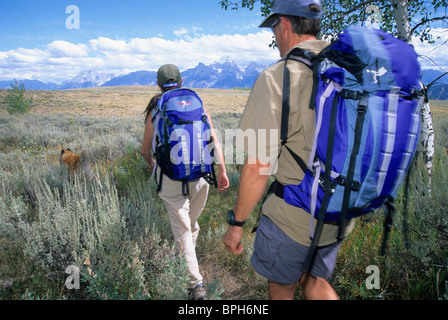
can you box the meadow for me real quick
[0,87,447,300]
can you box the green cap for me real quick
[157,64,181,88]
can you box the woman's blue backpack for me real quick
[275,26,424,271]
[152,88,217,196]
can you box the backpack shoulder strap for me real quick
[280,48,316,143]
[253,48,317,234]
[285,47,316,69]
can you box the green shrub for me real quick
[1,107,447,300]
[2,80,33,114]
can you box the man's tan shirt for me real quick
[237,40,355,246]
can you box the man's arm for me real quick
[223,156,271,255]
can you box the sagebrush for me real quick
[0,105,447,300]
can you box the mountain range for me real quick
[1,59,447,99]
[0,58,269,91]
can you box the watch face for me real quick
[227,210,244,226]
[227,210,235,225]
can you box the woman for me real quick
[141,64,229,299]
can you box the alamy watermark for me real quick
[66,5,80,30]
[159,128,280,175]
[366,265,380,290]
[65,265,80,290]
[366,5,382,29]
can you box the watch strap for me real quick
[227,210,246,227]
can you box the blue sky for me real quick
[1,0,447,83]
[0,1,263,50]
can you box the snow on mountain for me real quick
[0,59,270,91]
[58,70,115,89]
[181,58,268,89]
[4,59,448,98]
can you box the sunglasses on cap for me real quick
[271,17,281,31]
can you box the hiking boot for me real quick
[189,283,207,300]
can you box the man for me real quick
[223,0,355,300]
[142,64,229,299]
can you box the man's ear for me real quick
[280,16,290,35]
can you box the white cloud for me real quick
[0,30,281,83]
[90,37,128,53]
[192,26,203,35]
[412,28,448,70]
[174,28,189,37]
[47,41,89,58]
[5,48,45,64]
[0,30,304,86]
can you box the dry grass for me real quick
[1,86,447,300]
[0,85,252,300]
[430,100,448,116]
[0,86,250,117]
[2,86,444,118]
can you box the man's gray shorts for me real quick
[251,215,341,285]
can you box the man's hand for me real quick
[223,225,244,255]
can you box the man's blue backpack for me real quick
[152,88,217,196]
[274,26,424,271]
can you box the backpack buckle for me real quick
[334,175,361,191]
[341,89,361,100]
[358,92,369,113]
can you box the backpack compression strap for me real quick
[302,85,342,272]
[336,92,369,241]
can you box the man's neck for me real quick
[282,34,317,57]
[290,34,317,49]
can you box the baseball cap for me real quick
[157,64,182,88]
[259,0,323,28]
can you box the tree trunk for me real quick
[391,0,434,193]
[391,0,412,41]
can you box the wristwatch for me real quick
[227,210,246,227]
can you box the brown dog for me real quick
[60,148,94,181]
